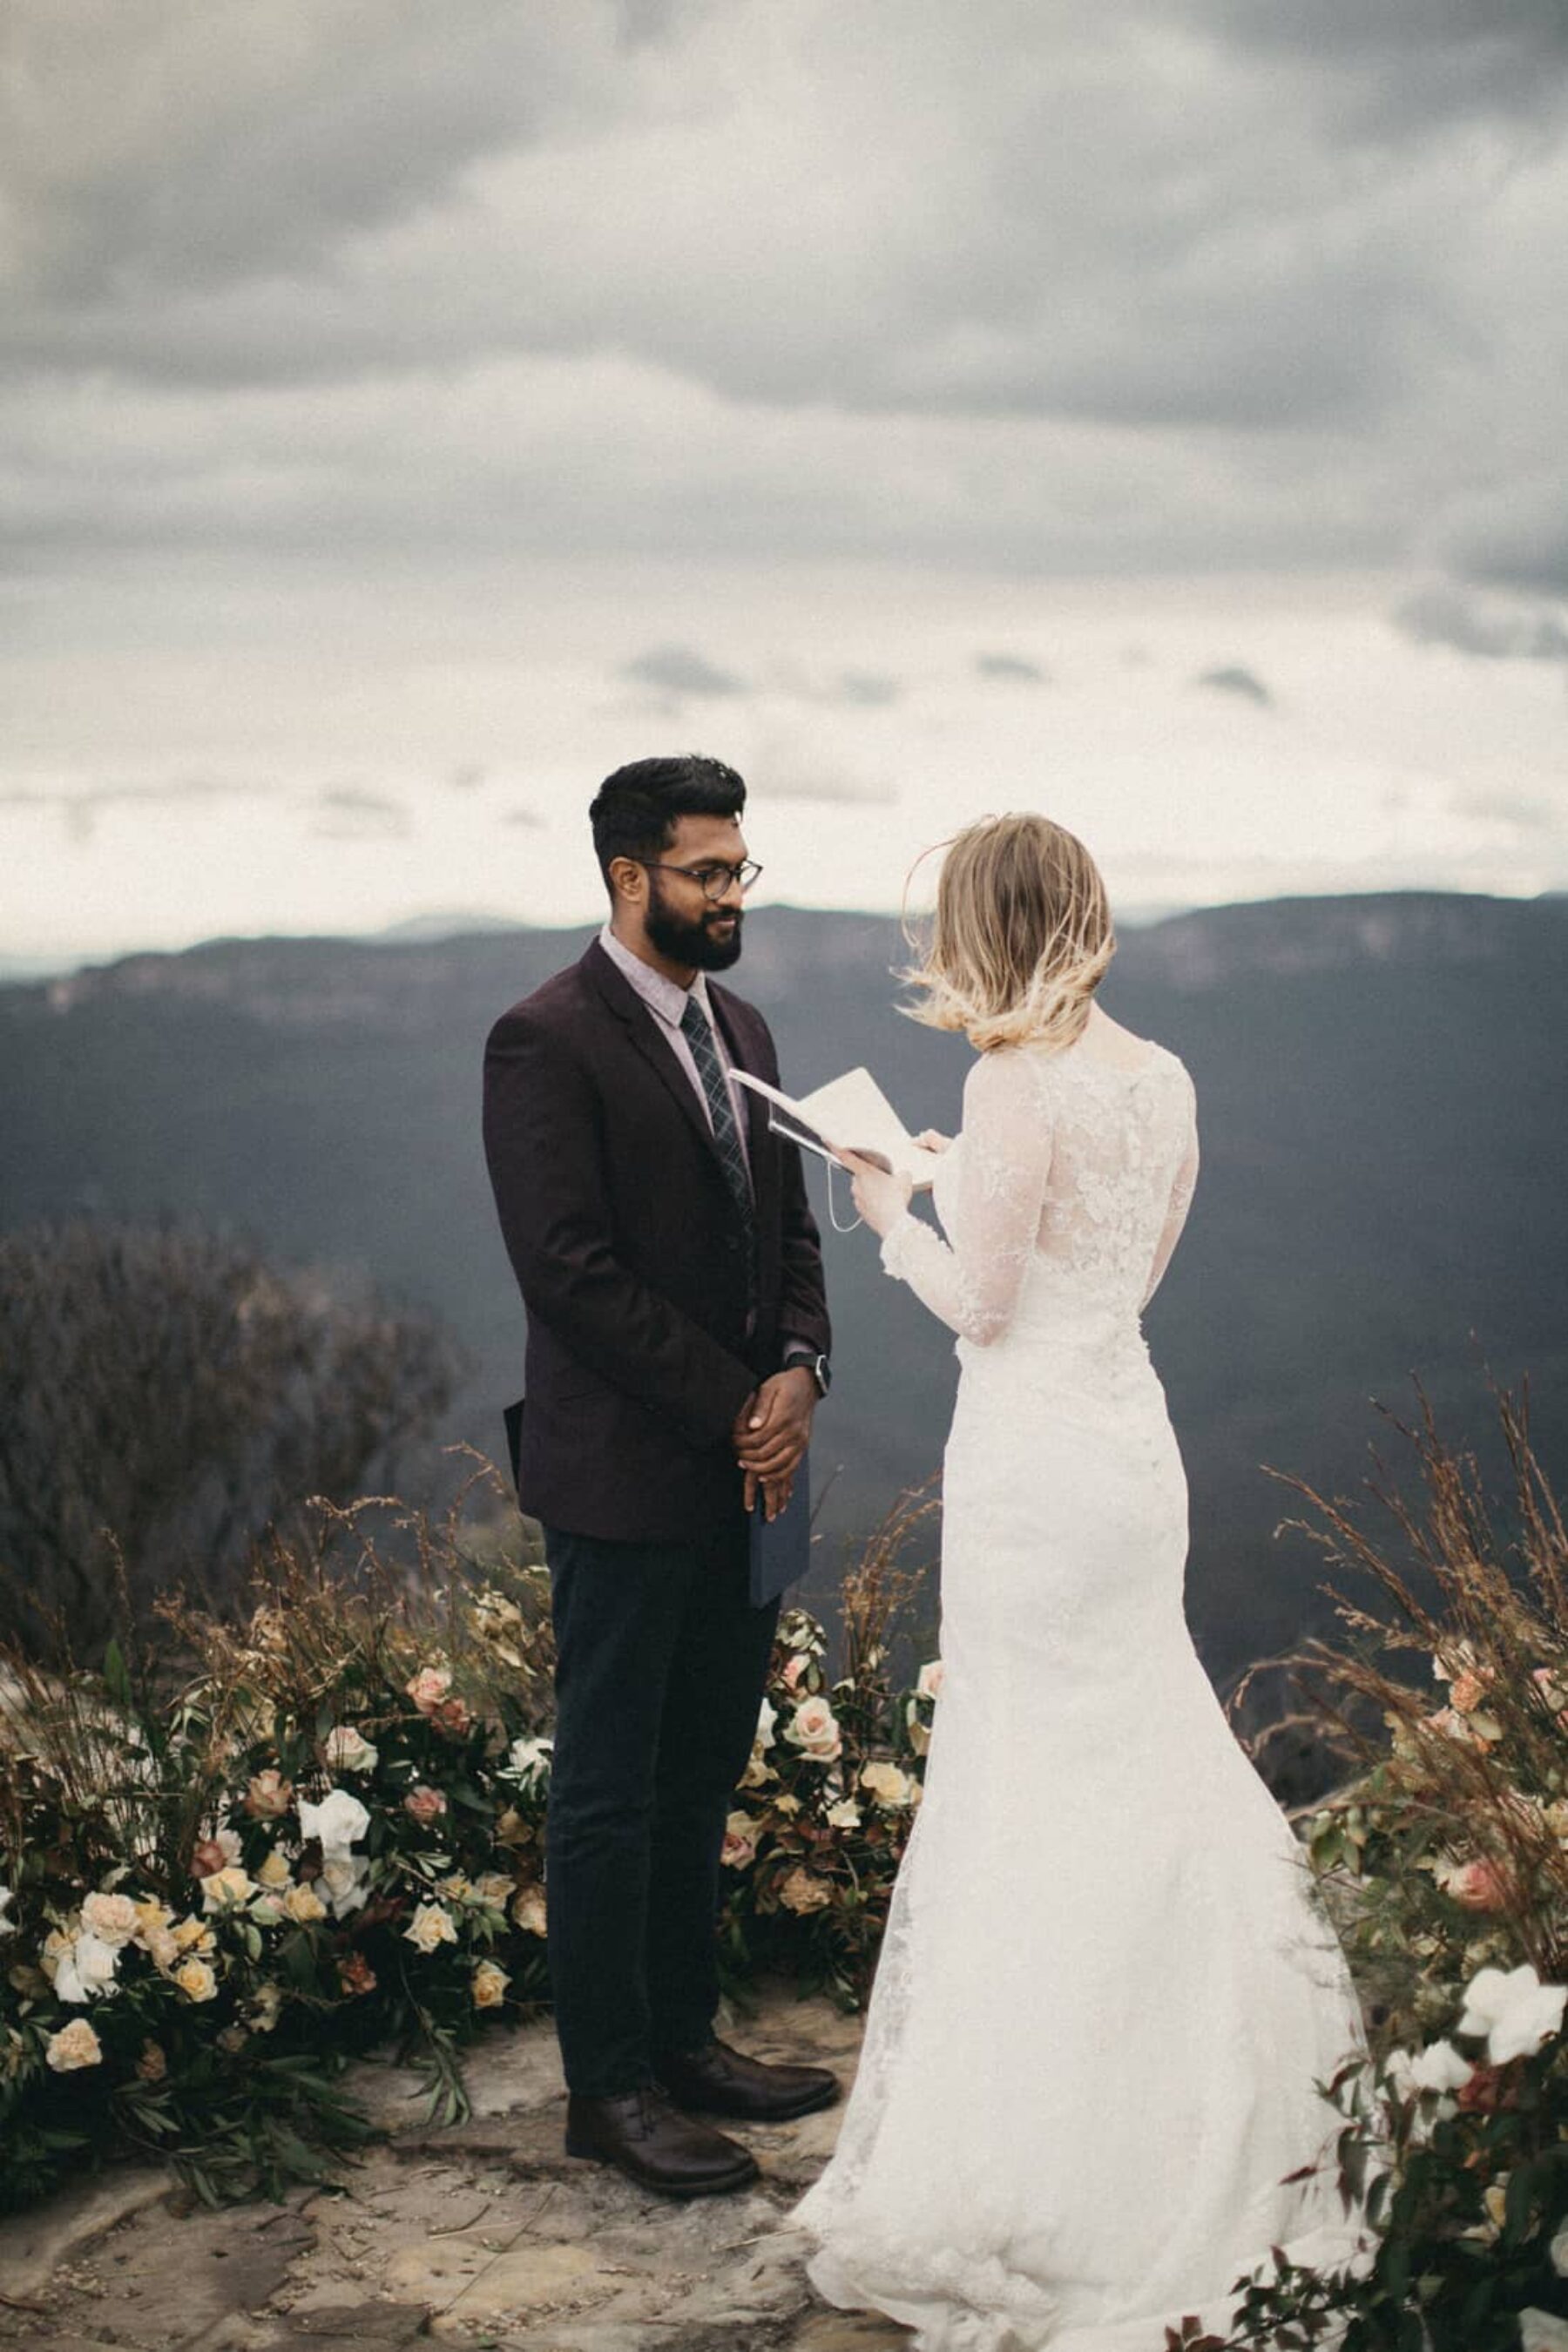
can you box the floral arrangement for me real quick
[1197,1389,1568,2352]
[1,1484,936,2213]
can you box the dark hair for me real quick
[589,754,747,890]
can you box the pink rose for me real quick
[403,1784,448,1826]
[245,1768,294,1820]
[190,1838,231,1880]
[781,1655,808,1691]
[1443,1857,1513,1912]
[430,1695,473,1738]
[405,1666,452,1713]
[1449,1669,1487,1715]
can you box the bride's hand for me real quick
[915,1130,953,1155]
[841,1152,914,1237]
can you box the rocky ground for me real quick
[0,1988,907,2352]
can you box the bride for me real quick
[791,814,1367,2351]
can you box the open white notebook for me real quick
[730,1065,940,1192]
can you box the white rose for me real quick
[1551,2219,1568,2279]
[755,1696,777,1751]
[1459,1963,1567,2065]
[0,1885,16,1938]
[80,1892,140,1948]
[318,1853,370,1917]
[45,2018,104,2072]
[859,1761,914,1809]
[506,1735,553,1781]
[323,1726,379,1774]
[55,1930,121,2005]
[1409,2038,1473,2096]
[1520,2313,1568,2352]
[826,1797,862,1829]
[403,1901,458,1954]
[916,1659,945,1701]
[784,1695,841,1764]
[299,1788,370,1858]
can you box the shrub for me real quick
[0,1220,464,1656]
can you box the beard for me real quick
[644,879,745,971]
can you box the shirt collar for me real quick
[598,923,711,1031]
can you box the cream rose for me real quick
[80,1891,140,1948]
[200,1865,258,1914]
[172,1956,220,2003]
[282,1882,328,1925]
[46,2018,104,2072]
[859,1761,914,1809]
[720,1810,760,1870]
[783,1694,842,1765]
[471,1958,510,2010]
[826,1796,862,1829]
[511,1884,548,1937]
[245,1768,294,1818]
[777,1866,833,1915]
[255,1851,293,1891]
[403,1901,458,1954]
[318,1853,370,1918]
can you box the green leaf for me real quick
[103,1639,132,1710]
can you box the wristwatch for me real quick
[785,1350,832,1399]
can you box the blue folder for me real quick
[749,1452,812,1607]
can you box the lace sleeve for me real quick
[1140,1075,1200,1310]
[878,1050,1051,1345]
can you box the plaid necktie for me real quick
[680,992,754,1227]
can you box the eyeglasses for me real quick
[639,858,763,902]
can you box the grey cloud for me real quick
[1194,665,1274,707]
[310,785,409,838]
[975,653,1047,683]
[450,762,487,789]
[620,645,749,698]
[503,806,544,827]
[1450,789,1565,832]
[1438,483,1568,603]
[1396,582,1568,661]
[0,776,264,840]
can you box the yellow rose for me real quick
[172,1915,214,1955]
[45,2018,104,2072]
[471,1958,510,2010]
[473,1873,514,1909]
[255,1852,293,1891]
[133,1897,175,1945]
[282,1882,328,1925]
[172,1956,219,2003]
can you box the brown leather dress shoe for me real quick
[654,2036,841,2122]
[564,2086,760,2197]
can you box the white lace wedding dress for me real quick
[792,1024,1367,2351]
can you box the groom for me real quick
[482,754,837,2197]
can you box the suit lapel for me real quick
[582,940,727,1175]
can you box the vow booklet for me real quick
[749,1454,813,1608]
[730,1066,939,1192]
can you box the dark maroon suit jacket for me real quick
[482,938,830,1543]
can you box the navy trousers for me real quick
[540,1516,780,2098]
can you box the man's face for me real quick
[641,812,749,972]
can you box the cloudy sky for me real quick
[3,0,1567,962]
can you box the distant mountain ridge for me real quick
[4,889,1565,1685]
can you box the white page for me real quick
[730,1066,939,1189]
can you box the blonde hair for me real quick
[902,812,1116,1054]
